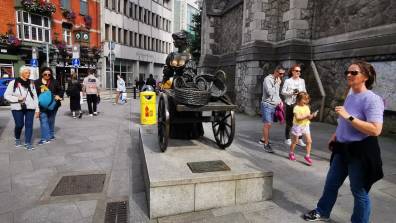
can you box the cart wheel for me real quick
[158,93,170,152]
[212,111,235,149]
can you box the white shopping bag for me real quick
[80,92,85,105]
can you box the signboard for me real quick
[72,45,80,59]
[30,59,38,67]
[72,58,80,68]
[108,41,115,50]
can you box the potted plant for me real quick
[0,33,21,48]
[21,0,56,17]
[62,8,76,21]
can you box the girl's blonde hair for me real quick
[296,92,310,104]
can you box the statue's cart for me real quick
[157,89,237,152]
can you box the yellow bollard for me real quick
[140,91,157,125]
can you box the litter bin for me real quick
[140,91,156,125]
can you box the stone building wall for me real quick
[313,0,396,39]
[212,4,243,55]
[200,0,396,136]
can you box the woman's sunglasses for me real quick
[344,71,359,76]
[43,73,51,76]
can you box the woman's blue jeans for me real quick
[39,109,57,141]
[316,153,371,223]
[11,109,35,145]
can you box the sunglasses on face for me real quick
[293,70,301,73]
[344,71,359,76]
[278,72,285,75]
[43,73,51,76]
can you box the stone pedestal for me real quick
[138,125,273,219]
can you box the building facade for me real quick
[101,0,173,89]
[200,0,396,135]
[173,0,199,34]
[0,0,100,86]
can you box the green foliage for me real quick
[189,11,202,62]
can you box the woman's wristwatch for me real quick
[348,116,355,122]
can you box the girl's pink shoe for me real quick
[289,152,296,161]
[304,155,313,166]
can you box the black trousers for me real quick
[86,94,98,114]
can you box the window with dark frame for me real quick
[112,26,116,41]
[105,24,110,41]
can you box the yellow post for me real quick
[140,91,157,125]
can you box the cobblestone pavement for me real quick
[0,96,395,223]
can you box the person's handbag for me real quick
[274,102,285,124]
[97,95,100,104]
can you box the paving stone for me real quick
[0,176,11,193]
[75,200,97,218]
[31,155,66,169]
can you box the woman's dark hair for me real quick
[39,67,54,79]
[351,60,376,90]
[288,64,301,78]
[296,92,310,104]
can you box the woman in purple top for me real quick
[304,60,384,223]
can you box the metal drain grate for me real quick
[51,174,106,196]
[187,160,231,173]
[105,201,129,223]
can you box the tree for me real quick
[189,10,201,62]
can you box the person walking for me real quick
[259,65,285,153]
[83,70,100,116]
[34,67,63,145]
[304,60,384,222]
[146,74,156,90]
[4,66,39,150]
[288,92,318,166]
[281,64,307,147]
[114,75,126,104]
[66,73,82,118]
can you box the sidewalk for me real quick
[0,98,395,223]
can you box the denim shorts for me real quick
[261,102,276,123]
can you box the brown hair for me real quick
[296,92,310,104]
[351,60,376,90]
[288,64,301,78]
[71,73,78,80]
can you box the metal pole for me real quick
[109,53,113,102]
[46,43,49,67]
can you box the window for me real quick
[124,0,128,15]
[143,9,147,23]
[139,34,143,48]
[134,5,138,20]
[152,38,155,51]
[152,13,155,27]
[112,26,116,41]
[61,0,71,9]
[129,31,133,46]
[135,33,138,47]
[139,7,142,21]
[118,28,122,43]
[118,0,121,12]
[124,29,128,45]
[16,11,51,43]
[105,0,109,8]
[63,29,72,45]
[129,3,133,18]
[105,24,110,41]
[80,0,88,15]
[112,0,116,10]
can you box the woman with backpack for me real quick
[66,73,82,118]
[34,67,63,145]
[4,66,39,150]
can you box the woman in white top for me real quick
[281,64,307,146]
[4,66,39,150]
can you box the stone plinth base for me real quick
[138,125,273,219]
